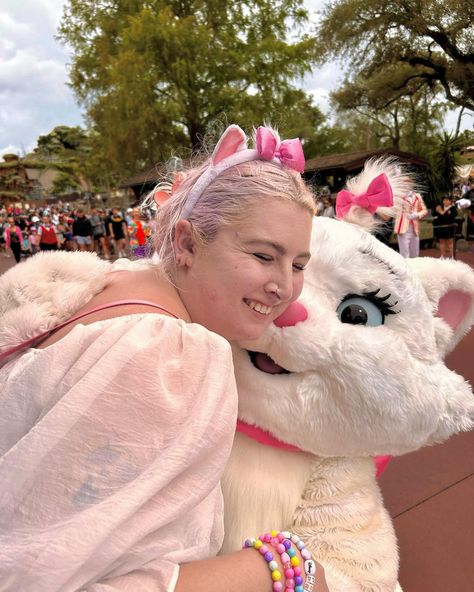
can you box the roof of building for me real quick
[305,148,429,173]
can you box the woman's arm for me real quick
[176,550,329,592]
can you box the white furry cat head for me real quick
[233,166,474,458]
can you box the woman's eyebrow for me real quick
[244,239,311,259]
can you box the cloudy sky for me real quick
[0,0,469,159]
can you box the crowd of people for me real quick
[1,179,474,266]
[0,204,151,263]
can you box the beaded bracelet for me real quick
[243,530,315,592]
[243,534,284,591]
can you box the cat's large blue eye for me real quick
[337,296,385,326]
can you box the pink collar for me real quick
[236,419,301,452]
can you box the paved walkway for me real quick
[1,247,473,591]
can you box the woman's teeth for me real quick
[246,300,272,315]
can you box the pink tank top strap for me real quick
[0,300,179,364]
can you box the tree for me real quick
[58,0,320,178]
[330,73,447,153]
[427,132,464,200]
[315,0,474,113]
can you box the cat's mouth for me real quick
[247,351,290,374]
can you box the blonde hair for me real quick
[150,157,316,276]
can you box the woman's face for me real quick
[443,197,452,207]
[176,200,313,341]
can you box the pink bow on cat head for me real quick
[256,127,305,173]
[336,173,393,219]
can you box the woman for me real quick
[4,217,23,263]
[38,214,59,251]
[433,196,458,258]
[0,125,328,592]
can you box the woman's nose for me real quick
[274,301,308,327]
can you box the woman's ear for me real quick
[174,219,195,268]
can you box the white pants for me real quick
[397,224,419,258]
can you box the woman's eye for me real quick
[254,253,273,262]
[292,263,306,272]
[336,296,384,326]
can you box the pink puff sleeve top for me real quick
[0,314,238,591]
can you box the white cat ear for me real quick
[407,258,474,354]
[212,125,248,165]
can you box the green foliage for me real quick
[316,0,474,113]
[38,125,89,156]
[331,78,447,153]
[51,171,83,195]
[427,132,464,200]
[58,0,320,178]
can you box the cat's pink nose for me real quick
[274,301,308,327]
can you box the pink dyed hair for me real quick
[152,157,316,277]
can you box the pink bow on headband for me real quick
[256,126,305,173]
[336,173,393,219]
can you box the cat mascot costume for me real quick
[221,159,474,592]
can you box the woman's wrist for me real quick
[243,530,315,591]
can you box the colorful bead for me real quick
[269,560,278,571]
[271,570,282,581]
[244,530,313,592]
[301,548,311,560]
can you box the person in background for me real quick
[4,217,23,263]
[0,215,7,257]
[321,195,336,218]
[432,196,458,258]
[394,183,428,258]
[109,207,129,258]
[128,208,149,258]
[90,207,110,259]
[38,215,59,251]
[28,228,40,255]
[72,209,94,252]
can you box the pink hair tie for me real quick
[181,125,305,219]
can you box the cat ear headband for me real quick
[180,124,305,220]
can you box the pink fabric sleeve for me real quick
[0,314,238,592]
